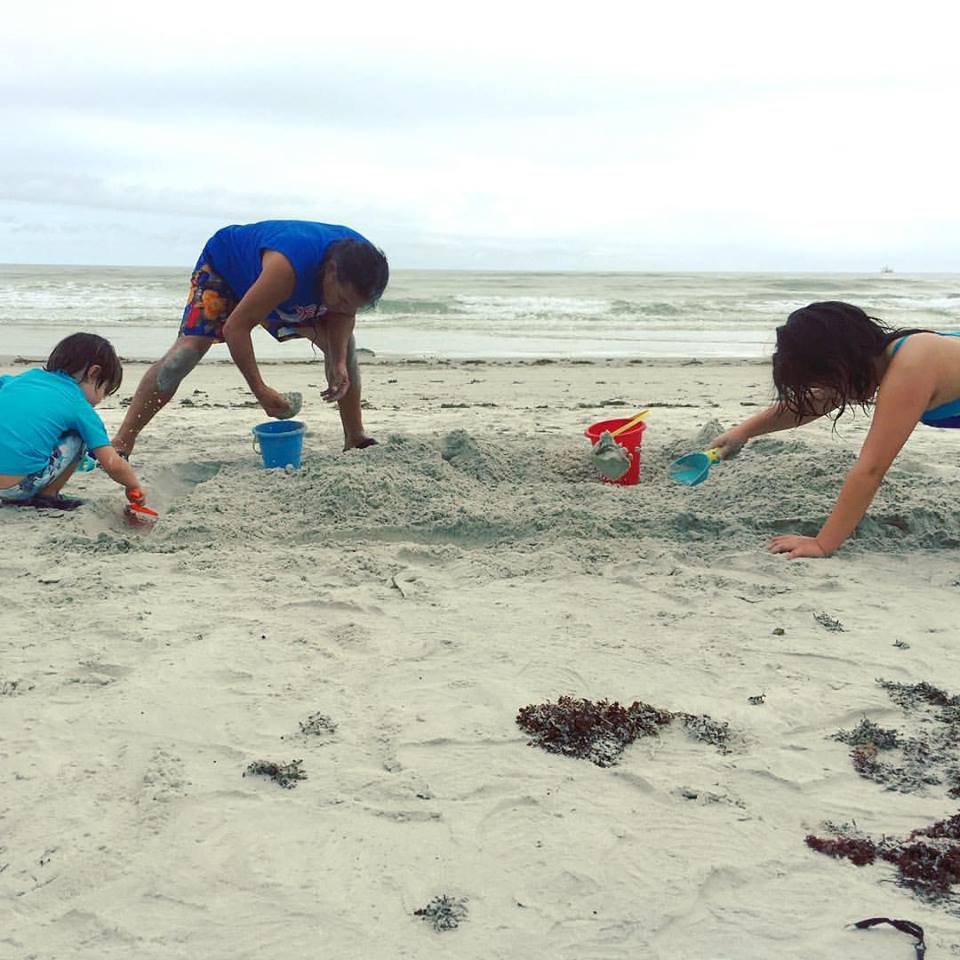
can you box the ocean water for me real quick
[1,265,958,361]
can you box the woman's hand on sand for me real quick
[256,385,294,418]
[709,428,748,460]
[322,362,350,403]
[769,534,829,559]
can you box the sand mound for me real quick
[45,425,960,560]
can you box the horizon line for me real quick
[0,261,953,276]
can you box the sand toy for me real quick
[124,486,159,525]
[669,447,721,486]
[591,431,632,481]
[585,410,649,485]
[252,420,306,469]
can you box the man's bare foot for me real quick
[343,437,378,451]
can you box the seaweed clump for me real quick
[414,895,468,932]
[806,834,878,866]
[833,717,900,751]
[298,712,338,736]
[806,814,960,904]
[243,759,307,789]
[676,712,733,753]
[880,679,960,712]
[517,696,697,767]
[834,681,960,796]
[814,612,845,632]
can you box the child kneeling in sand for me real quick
[711,301,960,559]
[0,333,146,510]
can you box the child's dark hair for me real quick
[45,333,123,395]
[773,301,929,422]
[321,239,389,307]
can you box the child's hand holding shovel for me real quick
[125,486,159,523]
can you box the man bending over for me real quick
[113,220,389,455]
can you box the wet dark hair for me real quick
[45,332,123,395]
[773,301,929,422]
[321,238,389,307]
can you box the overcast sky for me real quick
[2,0,958,270]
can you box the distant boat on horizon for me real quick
[881,264,894,274]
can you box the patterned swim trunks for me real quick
[0,432,86,502]
[179,255,312,343]
[178,260,240,342]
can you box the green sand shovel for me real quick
[668,447,722,486]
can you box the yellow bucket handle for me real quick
[610,409,650,438]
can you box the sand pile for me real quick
[46,425,960,559]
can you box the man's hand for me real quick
[322,361,350,403]
[223,251,296,404]
[769,535,830,559]
[256,385,295,418]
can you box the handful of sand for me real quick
[276,391,303,419]
[590,430,631,481]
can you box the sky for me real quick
[1,0,959,271]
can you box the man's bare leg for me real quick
[332,337,370,449]
[297,326,371,449]
[112,337,214,456]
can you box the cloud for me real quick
[2,0,960,268]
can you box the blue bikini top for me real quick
[889,331,960,428]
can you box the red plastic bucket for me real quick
[584,417,647,486]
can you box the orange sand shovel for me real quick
[124,487,159,525]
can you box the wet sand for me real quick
[3,356,960,958]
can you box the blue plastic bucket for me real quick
[251,420,306,469]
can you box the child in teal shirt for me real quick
[0,333,145,510]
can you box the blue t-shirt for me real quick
[202,220,368,329]
[0,368,110,473]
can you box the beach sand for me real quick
[3,355,960,959]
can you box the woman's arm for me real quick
[712,393,835,459]
[770,351,936,558]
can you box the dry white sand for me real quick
[3,355,960,959]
